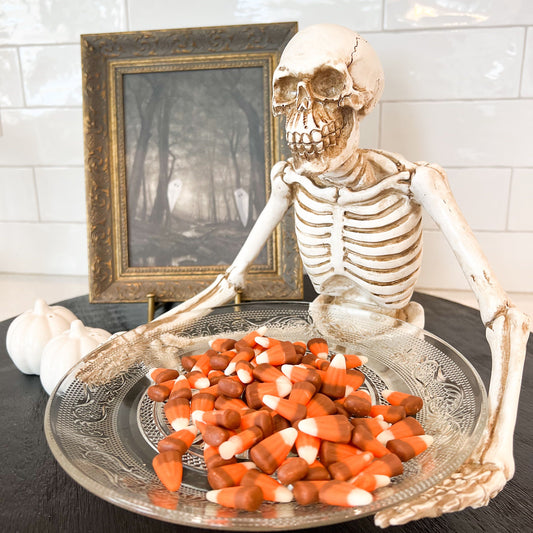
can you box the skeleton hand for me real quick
[375,304,530,528]
[374,461,505,527]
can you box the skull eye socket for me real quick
[273,75,298,104]
[310,67,346,99]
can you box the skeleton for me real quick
[97,24,530,525]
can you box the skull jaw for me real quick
[289,109,361,179]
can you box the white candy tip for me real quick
[195,377,211,389]
[255,353,268,365]
[274,486,294,503]
[376,429,394,445]
[330,353,346,368]
[218,441,236,460]
[237,369,253,383]
[359,356,369,365]
[254,336,269,347]
[224,363,236,376]
[280,364,292,378]
[276,380,292,397]
[347,487,373,506]
[256,326,268,336]
[280,426,298,445]
[205,489,220,503]
[420,434,434,447]
[262,394,279,410]
[374,475,391,488]
[171,418,189,431]
[317,352,329,360]
[297,418,317,437]
[298,446,319,465]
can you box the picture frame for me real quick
[82,22,303,304]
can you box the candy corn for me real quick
[241,469,293,502]
[386,435,434,461]
[376,416,425,444]
[298,414,353,443]
[219,426,264,460]
[207,461,257,489]
[249,427,297,474]
[318,480,373,507]
[206,486,263,511]
[152,451,183,492]
[307,338,329,359]
[382,389,424,416]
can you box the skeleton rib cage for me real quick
[282,156,423,309]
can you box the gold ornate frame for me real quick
[82,23,302,303]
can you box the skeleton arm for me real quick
[375,163,531,527]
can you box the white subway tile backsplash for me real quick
[367,28,524,101]
[126,0,383,32]
[0,168,38,221]
[521,28,533,97]
[19,45,82,106]
[418,230,533,292]
[422,167,511,231]
[0,108,83,166]
[359,105,380,149]
[508,169,533,231]
[0,0,127,45]
[0,49,24,107]
[0,222,88,275]
[381,100,533,167]
[35,167,86,222]
[385,0,533,30]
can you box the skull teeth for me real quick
[286,120,341,156]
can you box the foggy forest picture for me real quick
[123,66,269,269]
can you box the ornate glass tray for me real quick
[44,301,487,530]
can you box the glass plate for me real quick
[44,301,487,530]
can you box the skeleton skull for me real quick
[272,24,384,177]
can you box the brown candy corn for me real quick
[276,457,309,485]
[207,461,257,489]
[206,485,263,511]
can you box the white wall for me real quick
[1,0,532,294]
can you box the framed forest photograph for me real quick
[82,23,302,303]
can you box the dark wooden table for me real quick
[0,290,531,533]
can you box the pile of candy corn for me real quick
[146,327,433,511]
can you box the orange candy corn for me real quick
[157,425,197,455]
[386,435,434,461]
[249,427,298,474]
[350,472,390,492]
[191,350,214,375]
[343,368,365,393]
[239,326,267,348]
[209,338,236,352]
[318,480,373,507]
[241,469,293,502]
[319,441,361,467]
[320,353,347,398]
[218,426,264,460]
[306,393,337,418]
[152,450,183,492]
[288,381,316,405]
[196,408,241,429]
[186,370,210,390]
[206,485,263,512]
[343,354,368,368]
[253,363,292,388]
[369,404,406,423]
[351,416,390,437]
[214,395,248,411]
[382,389,424,416]
[190,392,216,414]
[281,364,322,391]
[169,374,192,400]
[376,416,425,445]
[292,480,329,505]
[262,394,307,424]
[253,336,281,349]
[240,409,273,437]
[147,367,179,384]
[164,396,190,431]
[328,451,374,481]
[255,341,299,365]
[362,453,404,477]
[235,359,254,384]
[224,350,254,376]
[147,379,175,402]
[207,461,257,489]
[298,414,353,443]
[307,338,329,359]
[245,381,292,409]
[203,443,236,470]
[295,430,321,465]
[276,456,309,485]
[351,424,391,457]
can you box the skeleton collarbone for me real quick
[283,149,423,309]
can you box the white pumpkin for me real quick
[40,319,112,395]
[6,299,78,375]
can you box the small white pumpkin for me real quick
[6,299,78,375]
[40,319,112,394]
